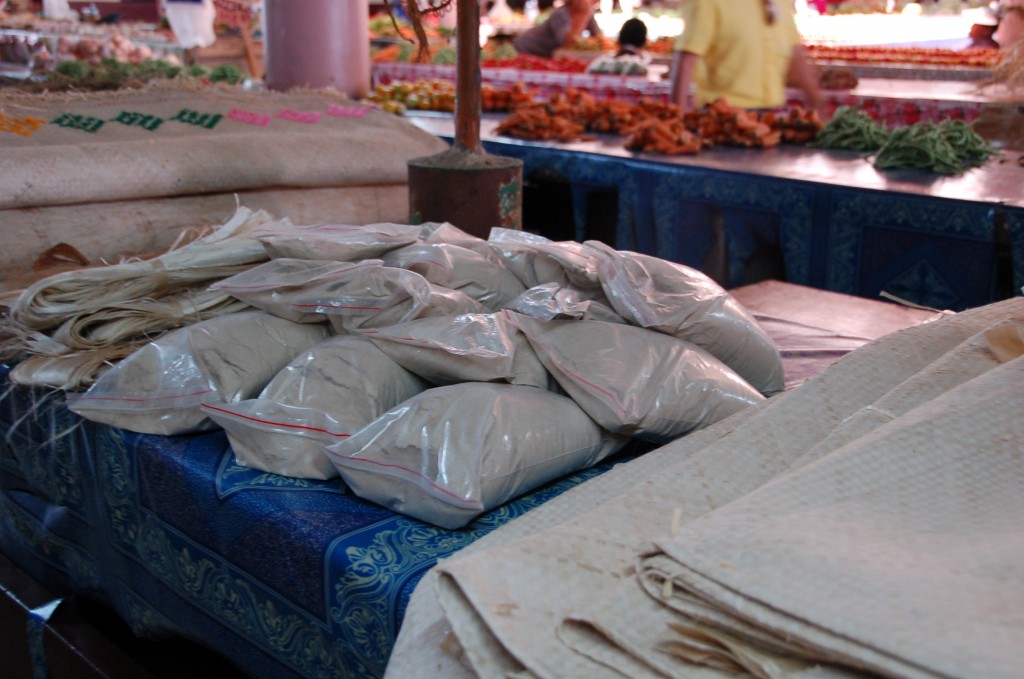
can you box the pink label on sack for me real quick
[1,113,47,137]
[326,104,369,118]
[228,108,271,126]
[276,108,321,124]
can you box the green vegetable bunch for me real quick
[873,119,996,174]
[812,106,997,174]
[811,105,889,151]
[42,59,245,91]
[208,63,244,84]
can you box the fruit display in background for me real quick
[806,44,1000,68]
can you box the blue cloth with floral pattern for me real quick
[0,364,631,678]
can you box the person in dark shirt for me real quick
[513,0,602,58]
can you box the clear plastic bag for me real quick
[587,241,785,395]
[202,335,427,480]
[508,311,764,443]
[506,283,626,324]
[363,311,552,389]
[67,311,329,435]
[326,382,627,529]
[257,222,423,261]
[289,266,486,334]
[209,258,383,323]
[488,228,605,292]
[382,242,526,311]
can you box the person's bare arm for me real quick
[670,50,701,111]
[787,43,827,118]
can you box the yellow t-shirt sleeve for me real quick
[674,0,716,56]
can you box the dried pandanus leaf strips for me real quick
[10,206,276,331]
[2,207,279,389]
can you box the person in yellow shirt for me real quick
[669,0,825,115]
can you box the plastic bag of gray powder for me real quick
[325,382,628,529]
[585,240,785,395]
[67,311,330,436]
[381,242,526,311]
[506,283,626,324]
[202,335,428,480]
[484,229,574,289]
[210,258,384,323]
[508,311,764,443]
[362,311,552,389]
[418,221,486,247]
[488,228,604,291]
[256,222,422,261]
[289,266,486,334]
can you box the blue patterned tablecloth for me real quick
[0,364,630,679]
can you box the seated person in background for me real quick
[615,16,648,57]
[669,0,825,116]
[513,0,602,58]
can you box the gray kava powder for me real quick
[210,258,385,323]
[382,242,526,311]
[68,311,329,436]
[326,382,628,529]
[508,311,765,443]
[363,311,553,390]
[257,222,423,261]
[290,266,486,334]
[203,335,428,480]
[587,241,785,395]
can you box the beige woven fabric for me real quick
[637,354,1024,678]
[384,297,1024,679]
[0,84,447,209]
[0,185,410,295]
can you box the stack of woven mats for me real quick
[388,296,1024,679]
[0,83,447,293]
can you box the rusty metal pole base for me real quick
[408,145,523,239]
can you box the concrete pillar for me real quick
[263,0,370,98]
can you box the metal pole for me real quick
[455,0,482,152]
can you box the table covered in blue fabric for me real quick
[0,281,938,679]
[0,363,626,679]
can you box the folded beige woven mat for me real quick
[0,83,447,209]
[386,297,1024,679]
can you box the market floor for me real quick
[0,552,248,679]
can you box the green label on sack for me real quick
[171,108,223,130]
[111,110,164,131]
[51,112,105,133]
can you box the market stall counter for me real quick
[408,112,1024,311]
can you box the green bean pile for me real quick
[873,120,996,174]
[936,119,997,165]
[810,106,890,152]
[811,106,997,174]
